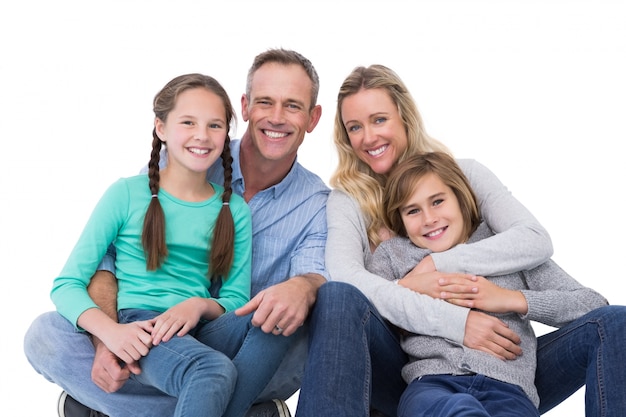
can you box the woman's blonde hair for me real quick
[330,65,451,246]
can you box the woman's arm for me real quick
[326,190,468,343]
[430,159,553,276]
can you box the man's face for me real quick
[241,62,321,163]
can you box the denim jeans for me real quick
[399,374,538,417]
[297,281,408,417]
[24,308,302,417]
[118,309,236,417]
[297,282,626,417]
[535,304,626,417]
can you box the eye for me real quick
[374,116,387,124]
[182,120,194,126]
[286,102,302,111]
[406,208,421,215]
[209,123,224,129]
[433,199,444,207]
[346,124,361,133]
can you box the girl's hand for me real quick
[151,298,204,345]
[99,320,154,365]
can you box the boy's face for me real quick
[399,172,465,253]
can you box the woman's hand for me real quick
[464,310,522,360]
[401,257,479,300]
[440,275,528,314]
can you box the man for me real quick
[24,48,329,417]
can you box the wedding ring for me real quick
[274,325,284,333]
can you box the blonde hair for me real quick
[330,65,451,246]
[384,152,480,244]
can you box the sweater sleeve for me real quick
[326,190,468,343]
[519,259,608,327]
[51,179,129,327]
[431,159,553,276]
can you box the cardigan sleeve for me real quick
[431,159,553,276]
[326,190,468,343]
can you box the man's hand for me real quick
[91,338,140,393]
[463,310,522,360]
[235,274,324,336]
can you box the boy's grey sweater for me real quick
[368,222,608,407]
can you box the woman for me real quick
[296,65,626,417]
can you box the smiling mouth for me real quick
[367,144,388,156]
[188,147,209,155]
[424,227,447,238]
[264,130,289,139]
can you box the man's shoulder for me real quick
[293,161,330,194]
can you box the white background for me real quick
[1,1,624,415]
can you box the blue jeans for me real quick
[297,282,626,417]
[535,304,626,416]
[118,309,236,417]
[399,374,538,417]
[297,282,408,416]
[24,309,303,417]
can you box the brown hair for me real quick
[384,152,480,243]
[143,73,236,279]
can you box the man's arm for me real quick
[235,273,325,337]
[87,270,141,392]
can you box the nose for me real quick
[422,208,438,226]
[268,104,285,125]
[361,124,376,145]
[194,126,210,141]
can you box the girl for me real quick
[370,152,607,417]
[50,73,252,417]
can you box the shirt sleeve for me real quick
[519,259,608,327]
[431,159,554,275]
[51,179,129,327]
[289,192,330,280]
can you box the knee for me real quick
[316,281,370,313]
[24,312,67,363]
[597,304,626,333]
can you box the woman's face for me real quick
[341,88,408,175]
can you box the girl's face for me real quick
[341,88,408,175]
[156,87,227,175]
[400,172,465,253]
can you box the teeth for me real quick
[367,145,388,156]
[189,148,209,155]
[264,130,288,139]
[425,228,444,238]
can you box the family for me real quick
[23,48,626,417]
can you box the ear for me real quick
[241,94,250,122]
[306,104,322,133]
[154,118,166,141]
